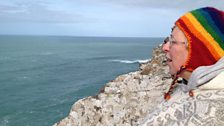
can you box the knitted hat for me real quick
[175,7,224,72]
[164,7,224,101]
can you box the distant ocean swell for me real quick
[86,56,150,64]
[86,56,120,60]
[109,59,150,64]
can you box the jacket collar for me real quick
[183,57,224,91]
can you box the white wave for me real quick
[1,116,9,126]
[23,76,28,79]
[110,59,150,64]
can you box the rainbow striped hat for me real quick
[175,7,224,71]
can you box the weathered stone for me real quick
[54,45,172,126]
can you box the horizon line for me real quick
[0,34,165,38]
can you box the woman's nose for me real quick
[162,41,170,52]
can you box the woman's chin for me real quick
[168,67,176,76]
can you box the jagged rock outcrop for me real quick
[54,45,172,126]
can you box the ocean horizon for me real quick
[0,35,163,126]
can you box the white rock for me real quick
[54,46,172,126]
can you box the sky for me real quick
[0,0,223,37]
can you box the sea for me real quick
[0,35,163,126]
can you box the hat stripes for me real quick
[203,7,224,35]
[192,9,224,47]
[175,7,224,71]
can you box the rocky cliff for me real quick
[54,45,172,126]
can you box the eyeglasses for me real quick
[163,36,187,47]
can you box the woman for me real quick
[140,7,224,126]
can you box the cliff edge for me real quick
[54,45,172,126]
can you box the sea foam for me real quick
[110,59,149,64]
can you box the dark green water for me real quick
[0,35,163,126]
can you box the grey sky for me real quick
[0,0,223,37]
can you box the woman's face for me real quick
[162,26,189,75]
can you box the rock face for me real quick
[54,45,172,126]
